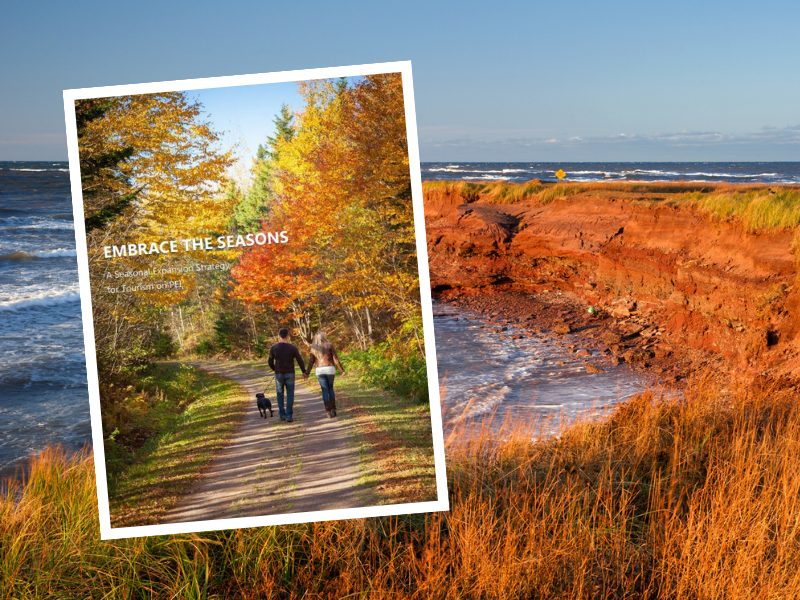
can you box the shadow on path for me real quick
[163,361,374,524]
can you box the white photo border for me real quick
[63,61,448,540]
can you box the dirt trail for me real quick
[164,360,374,523]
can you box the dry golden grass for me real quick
[424,180,800,229]
[681,187,800,231]
[3,371,800,598]
[423,179,724,206]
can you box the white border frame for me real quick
[63,61,448,540]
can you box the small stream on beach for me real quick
[433,301,658,438]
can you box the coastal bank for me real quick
[424,181,800,387]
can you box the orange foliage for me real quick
[231,74,420,330]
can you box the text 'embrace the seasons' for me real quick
[102,231,289,259]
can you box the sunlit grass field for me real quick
[4,371,800,598]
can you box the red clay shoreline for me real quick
[424,181,800,390]
[433,288,694,385]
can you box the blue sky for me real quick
[2,0,799,161]
[185,82,303,181]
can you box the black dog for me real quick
[256,392,273,418]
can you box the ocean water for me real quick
[0,162,90,481]
[433,303,656,438]
[422,162,800,184]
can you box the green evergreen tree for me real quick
[76,98,141,232]
[264,104,295,161]
[232,104,296,233]
[232,161,270,233]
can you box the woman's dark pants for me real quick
[316,373,336,412]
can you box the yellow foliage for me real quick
[232,74,421,333]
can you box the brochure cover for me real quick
[63,62,447,539]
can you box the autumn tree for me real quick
[231,74,423,354]
[77,92,233,374]
[328,73,420,352]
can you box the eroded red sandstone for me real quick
[424,186,800,385]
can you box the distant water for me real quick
[434,302,656,438]
[0,161,90,481]
[422,162,800,184]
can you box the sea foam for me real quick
[0,291,81,312]
[27,248,78,258]
[8,168,69,172]
[0,249,78,260]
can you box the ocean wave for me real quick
[447,385,511,425]
[30,248,78,257]
[0,215,74,227]
[0,249,78,261]
[625,169,781,179]
[0,353,87,386]
[7,167,69,173]
[0,225,74,234]
[0,220,74,232]
[684,171,779,178]
[473,169,529,174]
[0,291,81,312]
[628,169,684,176]
[469,174,507,180]
[428,167,531,174]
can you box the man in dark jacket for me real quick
[268,328,307,422]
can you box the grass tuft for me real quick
[682,187,800,231]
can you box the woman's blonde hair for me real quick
[311,331,331,355]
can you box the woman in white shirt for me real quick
[306,331,346,418]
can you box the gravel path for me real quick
[164,360,374,523]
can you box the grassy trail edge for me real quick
[108,363,247,527]
[299,372,438,505]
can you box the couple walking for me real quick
[267,328,346,422]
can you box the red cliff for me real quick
[424,185,800,380]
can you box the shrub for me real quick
[150,330,177,358]
[345,344,428,403]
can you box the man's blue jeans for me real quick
[274,372,295,419]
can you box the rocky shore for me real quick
[435,288,693,384]
[424,181,800,389]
